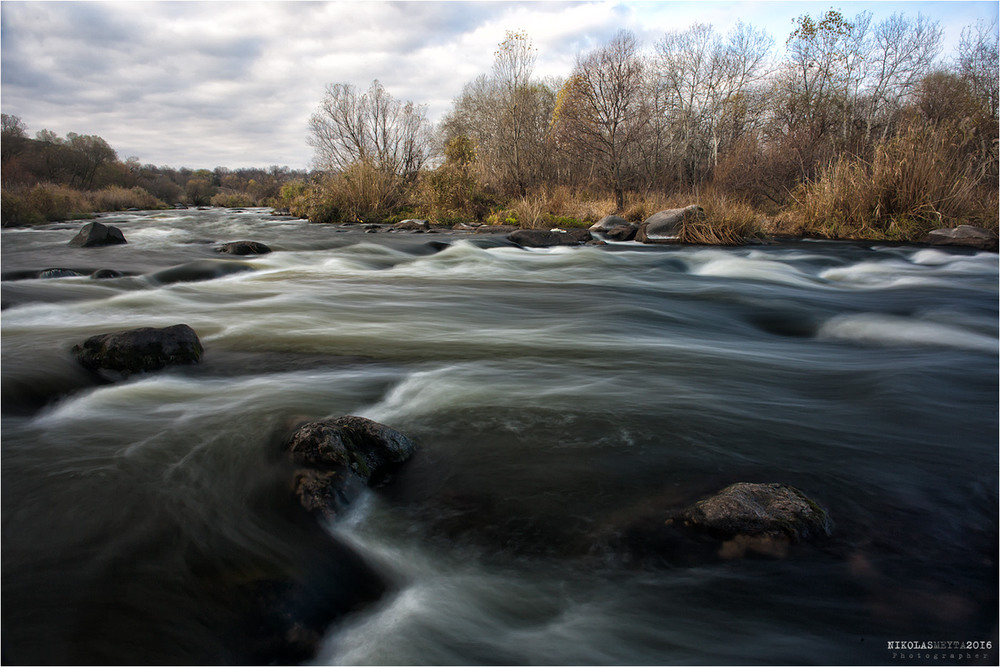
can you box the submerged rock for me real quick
[68,221,127,247]
[635,205,704,244]
[149,259,255,284]
[507,228,593,248]
[922,225,997,251]
[90,269,125,279]
[73,324,204,378]
[38,268,82,279]
[603,482,831,565]
[215,240,272,255]
[286,416,417,518]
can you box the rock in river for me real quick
[68,221,127,247]
[635,205,704,244]
[605,482,831,565]
[604,223,638,242]
[73,324,204,378]
[508,228,593,248]
[922,225,998,251]
[670,482,831,542]
[215,240,272,255]
[286,416,417,518]
[588,214,630,233]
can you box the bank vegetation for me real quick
[3,9,997,243]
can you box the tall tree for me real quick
[442,31,556,197]
[552,30,650,212]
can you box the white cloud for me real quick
[2,0,996,170]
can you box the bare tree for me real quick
[308,79,432,179]
[863,13,943,140]
[442,31,555,197]
[957,18,999,118]
[654,22,772,185]
[553,30,650,212]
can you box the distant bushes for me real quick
[1,184,166,227]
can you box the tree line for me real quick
[2,9,997,240]
[300,10,998,240]
[1,115,306,226]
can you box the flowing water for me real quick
[2,208,997,665]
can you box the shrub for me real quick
[89,186,166,212]
[210,191,255,208]
[781,118,996,240]
[684,191,767,245]
[0,183,92,226]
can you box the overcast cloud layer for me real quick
[2,1,997,170]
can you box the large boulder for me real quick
[507,228,593,248]
[588,214,630,233]
[286,416,417,518]
[922,225,998,251]
[635,205,704,244]
[68,222,127,247]
[73,324,204,377]
[215,240,272,255]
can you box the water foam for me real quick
[817,313,998,353]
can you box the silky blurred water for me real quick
[2,209,997,664]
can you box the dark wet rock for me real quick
[601,482,830,565]
[424,240,451,253]
[73,324,204,378]
[90,269,125,279]
[38,268,82,279]
[149,259,255,284]
[475,224,519,234]
[392,219,430,231]
[508,228,593,248]
[215,240,272,255]
[68,221,127,247]
[603,223,638,242]
[589,214,629,233]
[923,225,998,251]
[671,482,831,542]
[635,205,704,244]
[285,416,417,518]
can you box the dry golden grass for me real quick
[780,120,996,240]
[1,183,167,226]
[681,191,767,245]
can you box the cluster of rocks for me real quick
[588,205,706,244]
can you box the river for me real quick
[2,208,997,664]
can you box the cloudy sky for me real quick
[2,1,996,171]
